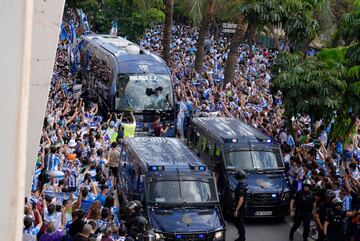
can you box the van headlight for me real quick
[155,232,164,241]
[214,231,223,241]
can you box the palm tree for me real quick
[240,0,265,55]
[282,0,325,53]
[222,0,285,85]
[191,0,216,73]
[222,15,246,86]
[162,0,174,66]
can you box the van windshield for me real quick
[147,178,217,204]
[224,150,284,170]
[115,74,174,112]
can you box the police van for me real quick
[118,137,226,240]
[187,117,290,218]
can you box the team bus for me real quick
[80,35,175,136]
[187,117,291,218]
[118,137,226,241]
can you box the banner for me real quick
[44,191,71,202]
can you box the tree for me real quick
[272,0,360,141]
[67,0,165,41]
[241,0,286,51]
[240,0,266,55]
[222,16,246,86]
[271,51,347,130]
[331,0,354,24]
[282,0,324,52]
[222,0,285,86]
[341,1,360,137]
[191,0,216,73]
[162,0,174,66]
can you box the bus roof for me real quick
[192,117,271,144]
[125,137,207,172]
[82,35,167,72]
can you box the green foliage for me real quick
[272,1,360,140]
[283,1,320,45]
[316,47,346,67]
[189,0,207,26]
[119,8,165,41]
[329,115,357,143]
[270,51,303,74]
[237,0,285,27]
[66,0,165,42]
[272,53,347,125]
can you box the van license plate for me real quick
[255,211,272,216]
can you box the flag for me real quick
[110,21,118,36]
[68,46,76,75]
[75,39,84,69]
[77,9,91,34]
[59,22,68,41]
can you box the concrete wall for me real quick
[0,0,65,239]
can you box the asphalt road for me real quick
[225,216,308,241]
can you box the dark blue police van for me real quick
[187,117,290,218]
[118,137,226,240]
[80,35,175,136]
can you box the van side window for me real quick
[190,129,199,151]
[201,137,208,153]
[213,144,222,168]
[214,145,221,157]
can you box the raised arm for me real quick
[90,178,98,196]
[106,113,113,126]
[60,206,66,229]
[35,208,43,229]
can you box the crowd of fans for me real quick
[141,24,360,241]
[22,14,360,241]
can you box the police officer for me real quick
[124,200,143,228]
[324,198,346,241]
[289,180,315,241]
[324,198,358,241]
[129,216,149,241]
[143,229,156,241]
[314,189,335,241]
[233,169,247,241]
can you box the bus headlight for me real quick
[214,231,223,241]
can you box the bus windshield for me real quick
[224,150,284,170]
[116,74,174,112]
[148,178,217,204]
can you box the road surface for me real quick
[225,216,314,241]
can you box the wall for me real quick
[0,0,65,239]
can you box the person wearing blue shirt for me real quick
[95,184,109,206]
[76,179,98,213]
